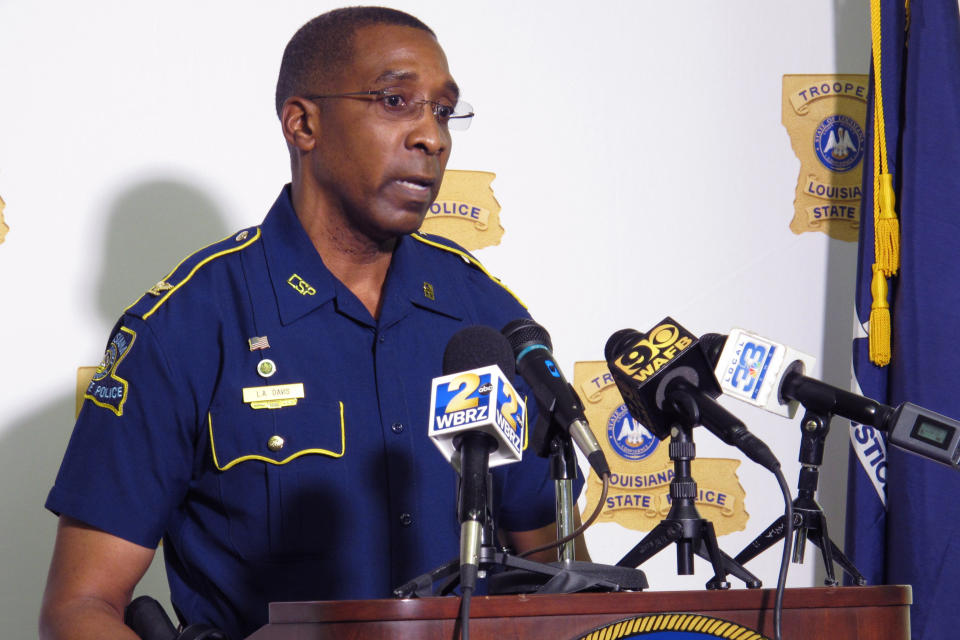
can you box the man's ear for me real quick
[281,97,319,151]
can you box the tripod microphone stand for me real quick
[614,390,761,590]
[734,407,866,585]
[393,449,646,599]
[397,400,650,599]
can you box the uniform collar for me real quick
[261,187,464,327]
[379,234,465,329]
[261,186,337,325]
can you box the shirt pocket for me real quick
[208,396,347,560]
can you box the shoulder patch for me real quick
[85,326,136,416]
[410,232,527,309]
[125,227,261,320]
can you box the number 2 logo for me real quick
[445,373,481,413]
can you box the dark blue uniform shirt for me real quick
[47,187,575,640]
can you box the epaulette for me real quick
[410,231,527,309]
[125,226,261,320]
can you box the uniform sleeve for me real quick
[45,315,198,548]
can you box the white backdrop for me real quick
[0,1,869,637]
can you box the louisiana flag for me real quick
[846,1,960,638]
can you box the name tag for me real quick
[242,383,305,409]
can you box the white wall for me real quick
[0,1,869,637]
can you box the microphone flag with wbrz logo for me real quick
[428,364,526,469]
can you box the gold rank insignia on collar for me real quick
[147,281,174,296]
[423,282,435,300]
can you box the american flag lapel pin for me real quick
[248,336,270,351]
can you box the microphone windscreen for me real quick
[698,332,728,367]
[443,325,516,379]
[604,328,638,362]
[502,318,553,354]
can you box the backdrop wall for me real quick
[0,1,869,637]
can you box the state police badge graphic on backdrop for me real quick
[573,361,748,534]
[418,170,504,250]
[782,74,869,242]
[0,194,8,245]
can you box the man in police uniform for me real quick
[40,8,575,640]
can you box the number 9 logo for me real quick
[617,324,680,374]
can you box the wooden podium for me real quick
[246,585,910,639]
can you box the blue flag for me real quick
[846,2,960,638]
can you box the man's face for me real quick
[310,24,457,243]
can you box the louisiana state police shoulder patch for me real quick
[85,326,136,416]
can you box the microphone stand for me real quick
[396,414,649,598]
[550,436,578,562]
[614,390,761,589]
[392,463,637,598]
[733,407,866,586]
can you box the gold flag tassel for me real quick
[869,266,892,366]
[866,0,901,365]
[875,164,900,277]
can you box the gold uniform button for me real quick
[267,435,285,452]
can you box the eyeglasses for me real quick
[303,88,475,130]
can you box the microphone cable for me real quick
[518,472,610,559]
[771,465,794,640]
[457,583,473,640]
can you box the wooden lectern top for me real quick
[247,585,911,640]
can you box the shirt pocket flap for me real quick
[208,399,345,470]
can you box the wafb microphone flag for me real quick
[846,2,960,638]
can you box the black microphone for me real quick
[605,317,780,471]
[502,318,610,477]
[700,329,892,427]
[440,325,518,592]
[703,329,960,469]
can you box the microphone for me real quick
[605,317,780,471]
[701,328,816,420]
[502,318,610,477]
[885,403,960,469]
[429,327,526,470]
[703,329,960,469]
[701,328,891,426]
[428,325,526,591]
